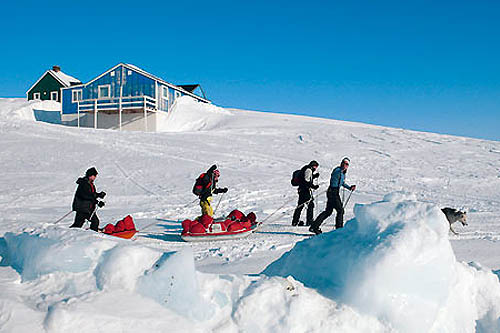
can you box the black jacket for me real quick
[298,165,317,192]
[199,165,224,201]
[72,177,98,214]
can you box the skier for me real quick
[193,164,228,217]
[291,160,320,226]
[310,157,356,234]
[70,167,106,232]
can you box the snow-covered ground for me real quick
[0,97,499,332]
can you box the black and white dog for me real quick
[442,207,468,235]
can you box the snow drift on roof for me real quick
[49,70,80,86]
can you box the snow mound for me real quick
[157,96,233,132]
[1,227,210,323]
[0,98,60,123]
[263,192,500,332]
[0,226,389,331]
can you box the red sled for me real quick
[181,210,260,242]
[108,230,137,239]
[100,215,137,239]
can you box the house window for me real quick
[128,70,132,76]
[50,91,58,101]
[110,71,115,77]
[175,91,181,99]
[98,85,111,98]
[72,89,82,103]
[33,92,41,100]
[162,86,169,100]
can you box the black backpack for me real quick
[291,169,304,186]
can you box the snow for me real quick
[263,196,500,332]
[157,96,233,132]
[49,70,80,87]
[0,97,500,331]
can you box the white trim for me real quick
[33,92,41,100]
[175,91,181,99]
[50,91,58,101]
[162,86,169,100]
[72,89,83,103]
[98,84,111,99]
[26,70,50,94]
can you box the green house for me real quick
[26,65,81,102]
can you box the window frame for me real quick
[50,91,58,101]
[162,86,169,100]
[72,89,83,103]
[175,91,181,99]
[98,84,111,99]
[33,92,41,100]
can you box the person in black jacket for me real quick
[292,160,319,226]
[70,167,106,232]
[193,164,228,217]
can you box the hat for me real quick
[309,160,319,167]
[341,157,350,164]
[85,167,98,177]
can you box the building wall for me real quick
[61,64,205,119]
[62,112,161,132]
[28,74,63,102]
[84,65,156,100]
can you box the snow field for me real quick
[2,192,500,331]
[1,98,500,331]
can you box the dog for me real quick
[441,207,468,235]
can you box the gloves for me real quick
[350,185,356,191]
[97,191,106,199]
[312,184,319,190]
[97,201,105,208]
[220,187,228,193]
[313,173,320,179]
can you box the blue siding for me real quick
[82,65,155,100]
[33,110,62,124]
[62,87,80,114]
[62,64,206,116]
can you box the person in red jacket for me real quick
[193,164,228,217]
[70,167,106,231]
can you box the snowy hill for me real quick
[0,97,499,332]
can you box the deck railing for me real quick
[77,95,156,113]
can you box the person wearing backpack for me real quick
[70,167,106,232]
[310,157,356,235]
[291,160,320,226]
[193,164,228,217]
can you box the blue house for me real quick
[61,63,209,131]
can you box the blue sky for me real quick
[1,0,499,141]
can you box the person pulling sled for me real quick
[310,157,356,235]
[192,164,228,217]
[291,160,320,226]
[70,167,106,232]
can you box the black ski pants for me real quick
[292,189,314,226]
[313,187,344,229]
[70,211,100,232]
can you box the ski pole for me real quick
[213,192,225,216]
[53,210,73,224]
[343,190,353,209]
[88,205,99,222]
